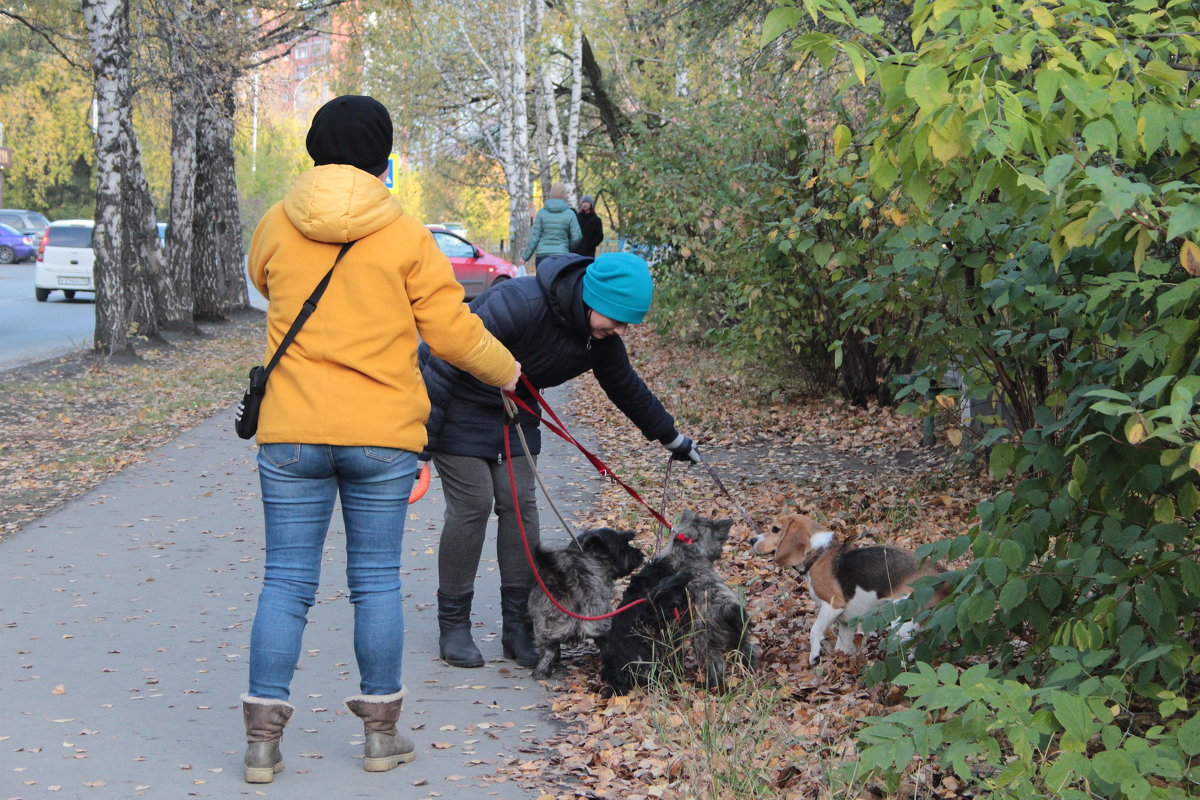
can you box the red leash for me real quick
[502,413,646,621]
[505,375,673,530]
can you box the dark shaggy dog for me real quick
[600,561,694,696]
[655,510,756,689]
[527,527,645,680]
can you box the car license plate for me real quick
[59,277,90,286]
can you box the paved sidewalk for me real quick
[1,387,605,799]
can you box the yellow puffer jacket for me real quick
[247,164,515,449]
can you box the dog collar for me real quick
[673,533,695,544]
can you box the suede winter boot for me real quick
[437,590,484,668]
[241,694,295,784]
[344,688,416,772]
[500,586,540,668]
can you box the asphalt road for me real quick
[0,262,267,372]
[0,262,95,371]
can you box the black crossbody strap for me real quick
[262,240,355,379]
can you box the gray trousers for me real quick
[432,453,540,596]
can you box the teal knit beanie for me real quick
[582,252,654,324]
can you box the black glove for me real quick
[663,434,700,463]
[418,451,432,463]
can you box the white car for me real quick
[35,219,95,302]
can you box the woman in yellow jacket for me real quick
[239,95,519,784]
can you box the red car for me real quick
[426,225,520,300]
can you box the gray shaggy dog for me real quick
[657,509,756,689]
[527,527,645,680]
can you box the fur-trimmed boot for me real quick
[500,586,540,668]
[344,689,416,772]
[241,694,295,784]
[437,590,484,668]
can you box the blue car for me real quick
[0,223,37,264]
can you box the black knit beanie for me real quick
[305,95,393,177]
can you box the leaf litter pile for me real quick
[0,312,995,798]
[0,311,262,539]
[499,324,997,800]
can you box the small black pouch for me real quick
[234,365,267,440]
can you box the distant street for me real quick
[0,262,267,372]
[0,263,94,371]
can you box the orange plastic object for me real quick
[408,461,430,504]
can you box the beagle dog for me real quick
[751,514,947,665]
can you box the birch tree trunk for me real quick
[509,1,532,264]
[192,81,248,320]
[159,0,200,332]
[532,0,568,200]
[162,86,198,330]
[564,0,583,195]
[82,0,164,359]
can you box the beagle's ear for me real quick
[773,515,812,568]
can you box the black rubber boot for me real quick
[500,586,540,668]
[437,591,484,668]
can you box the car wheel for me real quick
[491,276,511,288]
[64,290,76,300]
[0,245,14,264]
[35,288,50,302]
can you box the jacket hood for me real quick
[282,164,403,243]
[535,254,591,337]
[543,198,570,213]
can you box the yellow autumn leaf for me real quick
[1125,417,1146,445]
[1189,442,1200,472]
[1180,240,1200,277]
[1061,218,1091,249]
[946,428,963,446]
[1031,6,1055,28]
[935,394,956,409]
[929,127,961,163]
[833,124,852,158]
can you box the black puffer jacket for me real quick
[420,254,678,459]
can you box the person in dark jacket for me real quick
[418,251,700,670]
[521,182,581,270]
[571,195,604,258]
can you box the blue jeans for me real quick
[249,443,417,700]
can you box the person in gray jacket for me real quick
[521,182,582,270]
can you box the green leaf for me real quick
[1091,749,1139,784]
[1166,202,1200,241]
[905,64,951,111]
[761,7,804,45]
[1052,692,1097,743]
[1035,68,1061,116]
[1177,482,1199,517]
[1154,497,1176,523]
[1083,119,1118,154]
[1178,711,1200,756]
[989,443,1015,479]
[1043,153,1076,190]
[999,577,1027,611]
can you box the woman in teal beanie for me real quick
[521,183,582,270]
[418,251,701,671]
